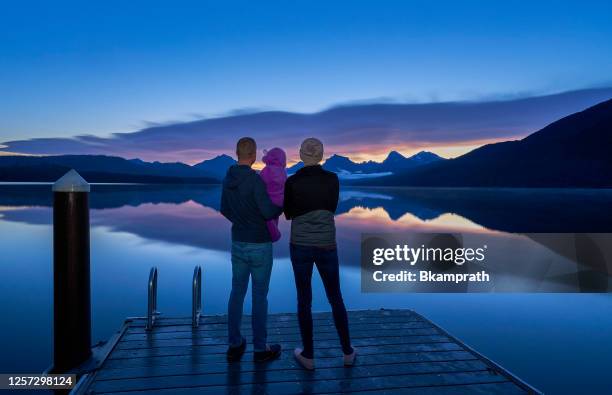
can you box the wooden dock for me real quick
[74,309,540,394]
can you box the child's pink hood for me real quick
[262,147,287,168]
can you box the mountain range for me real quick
[357,98,612,187]
[288,151,443,179]
[1,97,611,187]
[0,155,218,184]
[193,154,236,179]
[0,150,439,183]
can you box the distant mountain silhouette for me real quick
[0,155,217,183]
[193,154,236,179]
[289,150,444,178]
[323,154,367,173]
[287,161,304,174]
[4,88,612,163]
[360,99,612,188]
[383,151,441,168]
[0,151,441,183]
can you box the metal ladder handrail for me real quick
[146,267,159,331]
[192,265,202,328]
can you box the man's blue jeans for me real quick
[228,241,273,352]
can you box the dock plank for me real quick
[126,310,420,328]
[90,360,493,393]
[102,346,476,370]
[120,326,441,342]
[109,341,463,360]
[99,381,527,395]
[125,320,434,336]
[79,310,539,394]
[115,334,450,351]
[91,371,515,394]
[126,318,429,334]
[96,351,481,380]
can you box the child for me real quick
[260,147,287,242]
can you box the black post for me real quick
[52,170,92,373]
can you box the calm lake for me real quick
[1,184,612,394]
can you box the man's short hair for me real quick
[236,137,256,159]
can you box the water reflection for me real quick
[1,184,611,292]
[3,184,612,232]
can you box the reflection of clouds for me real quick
[404,212,492,233]
[3,185,612,232]
[336,170,393,180]
[337,207,491,233]
[91,202,501,262]
[1,192,611,291]
[90,202,233,254]
[333,207,504,271]
[0,206,36,211]
[2,185,612,287]
[339,191,393,201]
[0,199,494,262]
[0,207,50,225]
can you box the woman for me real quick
[283,137,355,370]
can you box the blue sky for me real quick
[1,0,611,145]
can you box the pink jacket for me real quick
[260,148,287,207]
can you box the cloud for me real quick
[2,88,612,163]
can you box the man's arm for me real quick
[220,186,232,222]
[254,177,283,220]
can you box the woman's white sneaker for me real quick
[294,348,315,370]
[343,348,357,366]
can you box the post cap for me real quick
[53,169,90,192]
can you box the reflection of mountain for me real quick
[339,188,612,232]
[365,99,612,187]
[0,184,221,210]
[338,190,441,221]
[3,185,612,234]
[3,185,611,292]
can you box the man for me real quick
[284,138,355,370]
[220,137,283,362]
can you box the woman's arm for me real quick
[283,177,294,220]
[330,173,340,213]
